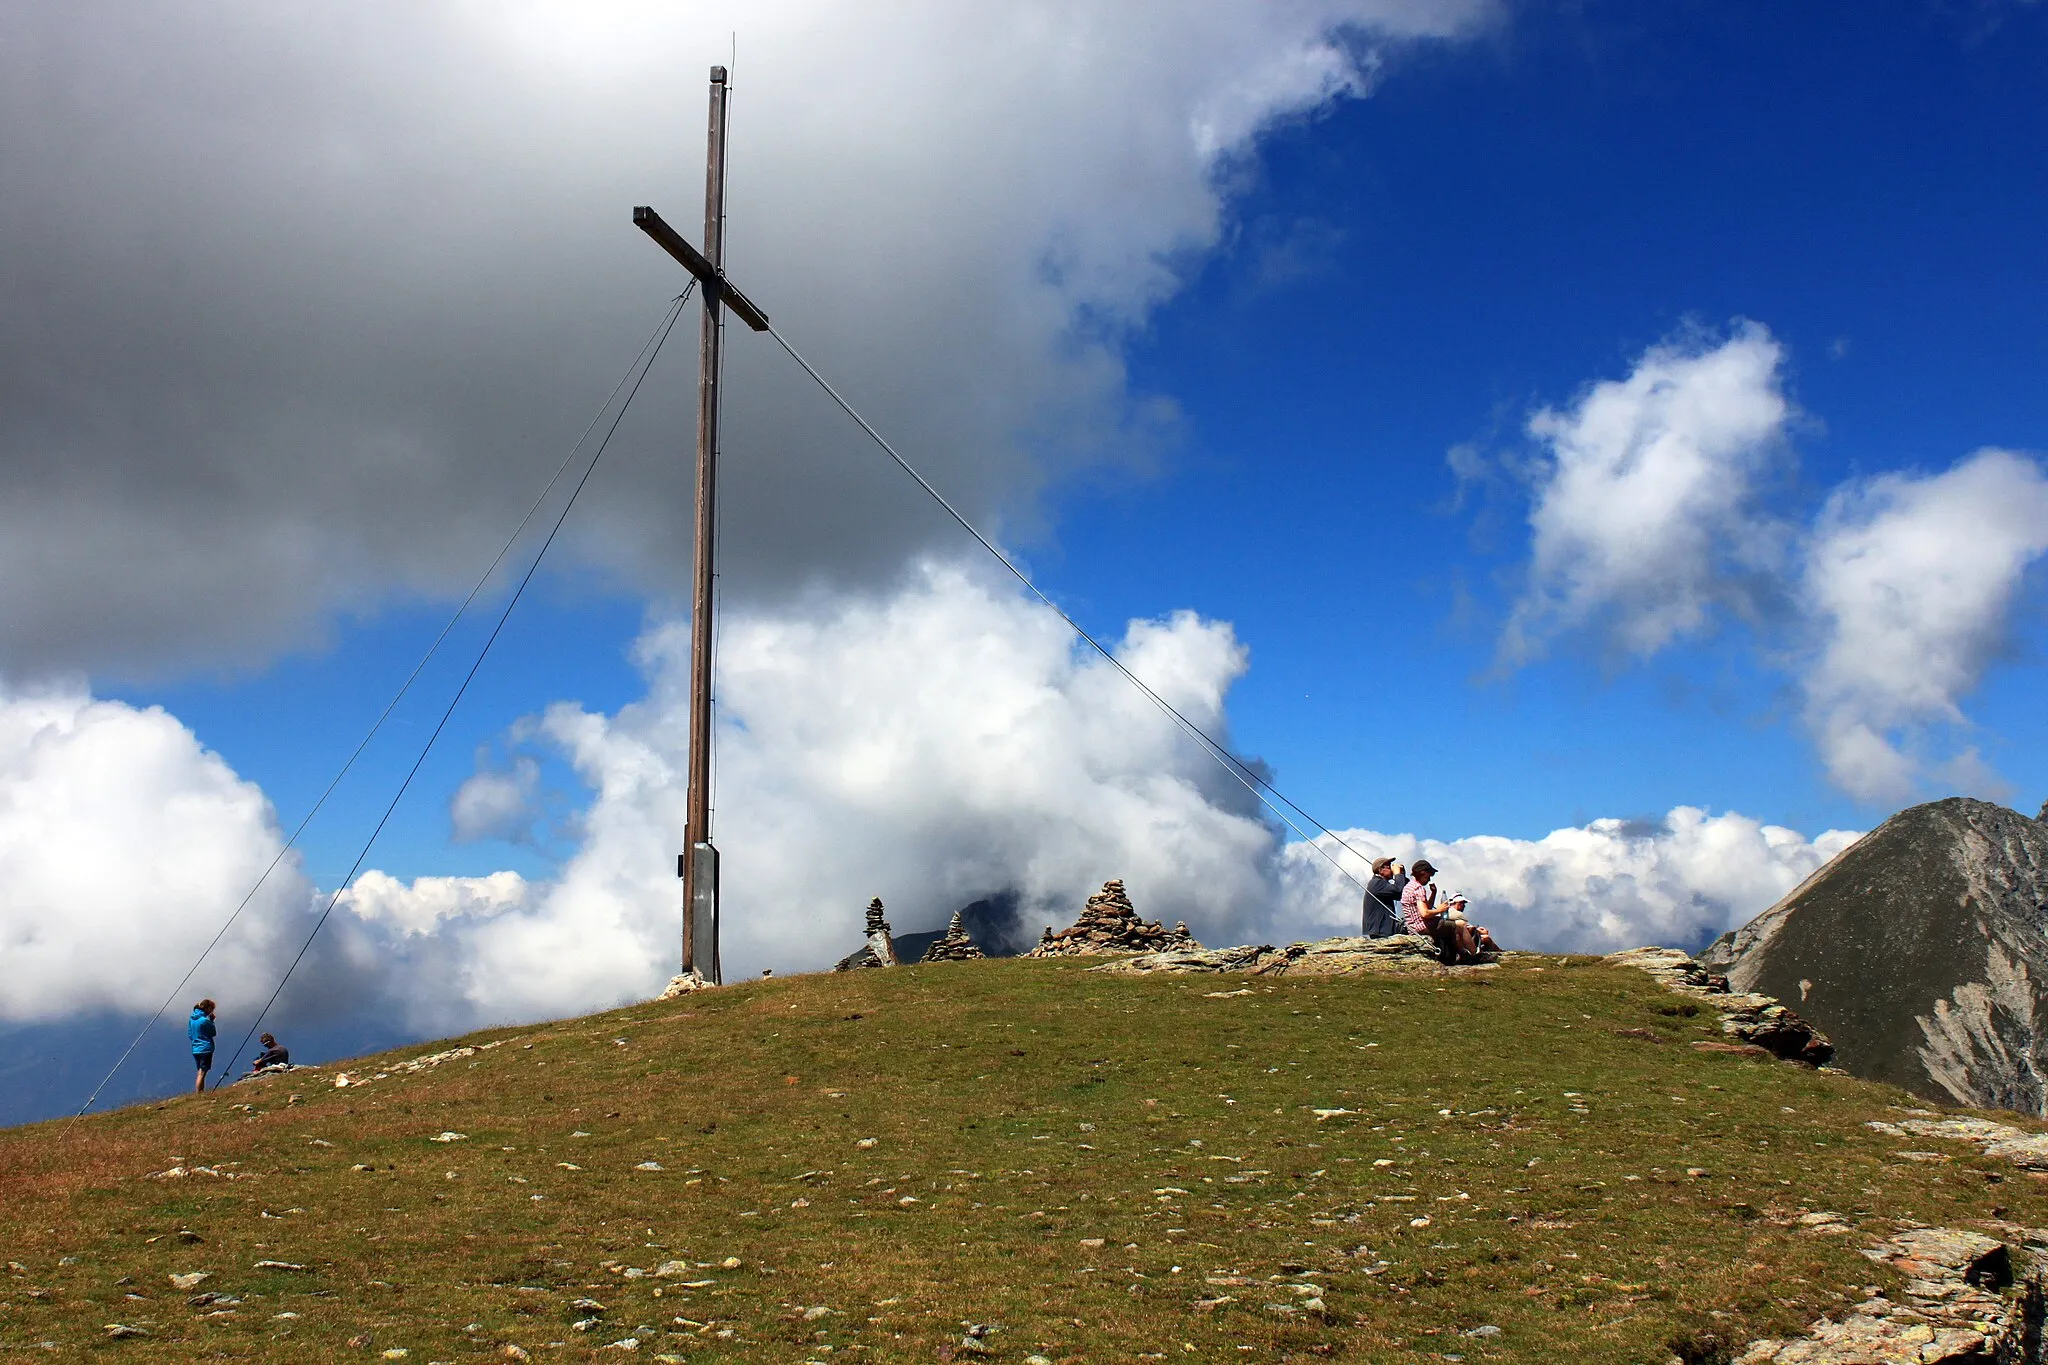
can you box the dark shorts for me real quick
[193,1051,214,1072]
[1429,920,1465,964]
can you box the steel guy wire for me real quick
[760,319,1374,895]
[73,289,691,1116]
[212,291,691,1084]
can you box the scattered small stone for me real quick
[348,1334,373,1349]
[169,1272,209,1290]
[801,1306,832,1321]
[635,1161,665,1171]
[253,1260,307,1271]
[501,1349,531,1362]
[430,1132,468,1143]
[1464,1325,1501,1338]
[103,1324,148,1339]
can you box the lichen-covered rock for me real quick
[1874,1115,2048,1173]
[919,911,986,963]
[659,972,711,999]
[1027,881,1197,957]
[833,898,899,972]
[1605,947,1834,1066]
[1257,935,1453,976]
[1093,934,1472,977]
[1735,1228,2042,1365]
[1091,943,1274,975]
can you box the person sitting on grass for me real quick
[1399,860,1500,964]
[248,1033,290,1073]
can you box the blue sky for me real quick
[113,0,2048,876]
[5,1,2047,1121]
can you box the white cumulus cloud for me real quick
[0,683,309,1022]
[3,584,1873,1051]
[1497,324,2048,804]
[449,756,541,844]
[1279,806,1862,954]
[355,564,1281,1025]
[1800,448,2048,802]
[1504,321,1793,664]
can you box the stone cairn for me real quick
[833,897,899,972]
[919,910,986,963]
[1027,879,1197,957]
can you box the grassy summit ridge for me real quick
[5,955,2045,1362]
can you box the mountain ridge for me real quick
[1703,796,2048,1114]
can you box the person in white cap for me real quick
[1400,860,1498,963]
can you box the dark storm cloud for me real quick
[0,1,1487,678]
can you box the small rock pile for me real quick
[833,898,899,972]
[1736,1226,2044,1363]
[919,910,986,963]
[1606,947,1835,1066]
[1026,880,1196,957]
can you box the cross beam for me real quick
[632,206,771,333]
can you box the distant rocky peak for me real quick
[1705,796,2048,1116]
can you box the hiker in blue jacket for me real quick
[189,999,217,1093]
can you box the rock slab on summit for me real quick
[1027,880,1197,957]
[1703,797,2048,1115]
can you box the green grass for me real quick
[4,955,2044,1363]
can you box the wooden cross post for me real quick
[633,64,770,986]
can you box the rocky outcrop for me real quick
[1736,1226,2044,1363]
[1027,880,1197,957]
[1866,1111,2048,1173]
[833,898,899,972]
[918,910,986,963]
[1701,798,2048,1114]
[1606,947,1835,1065]
[1094,934,1469,977]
